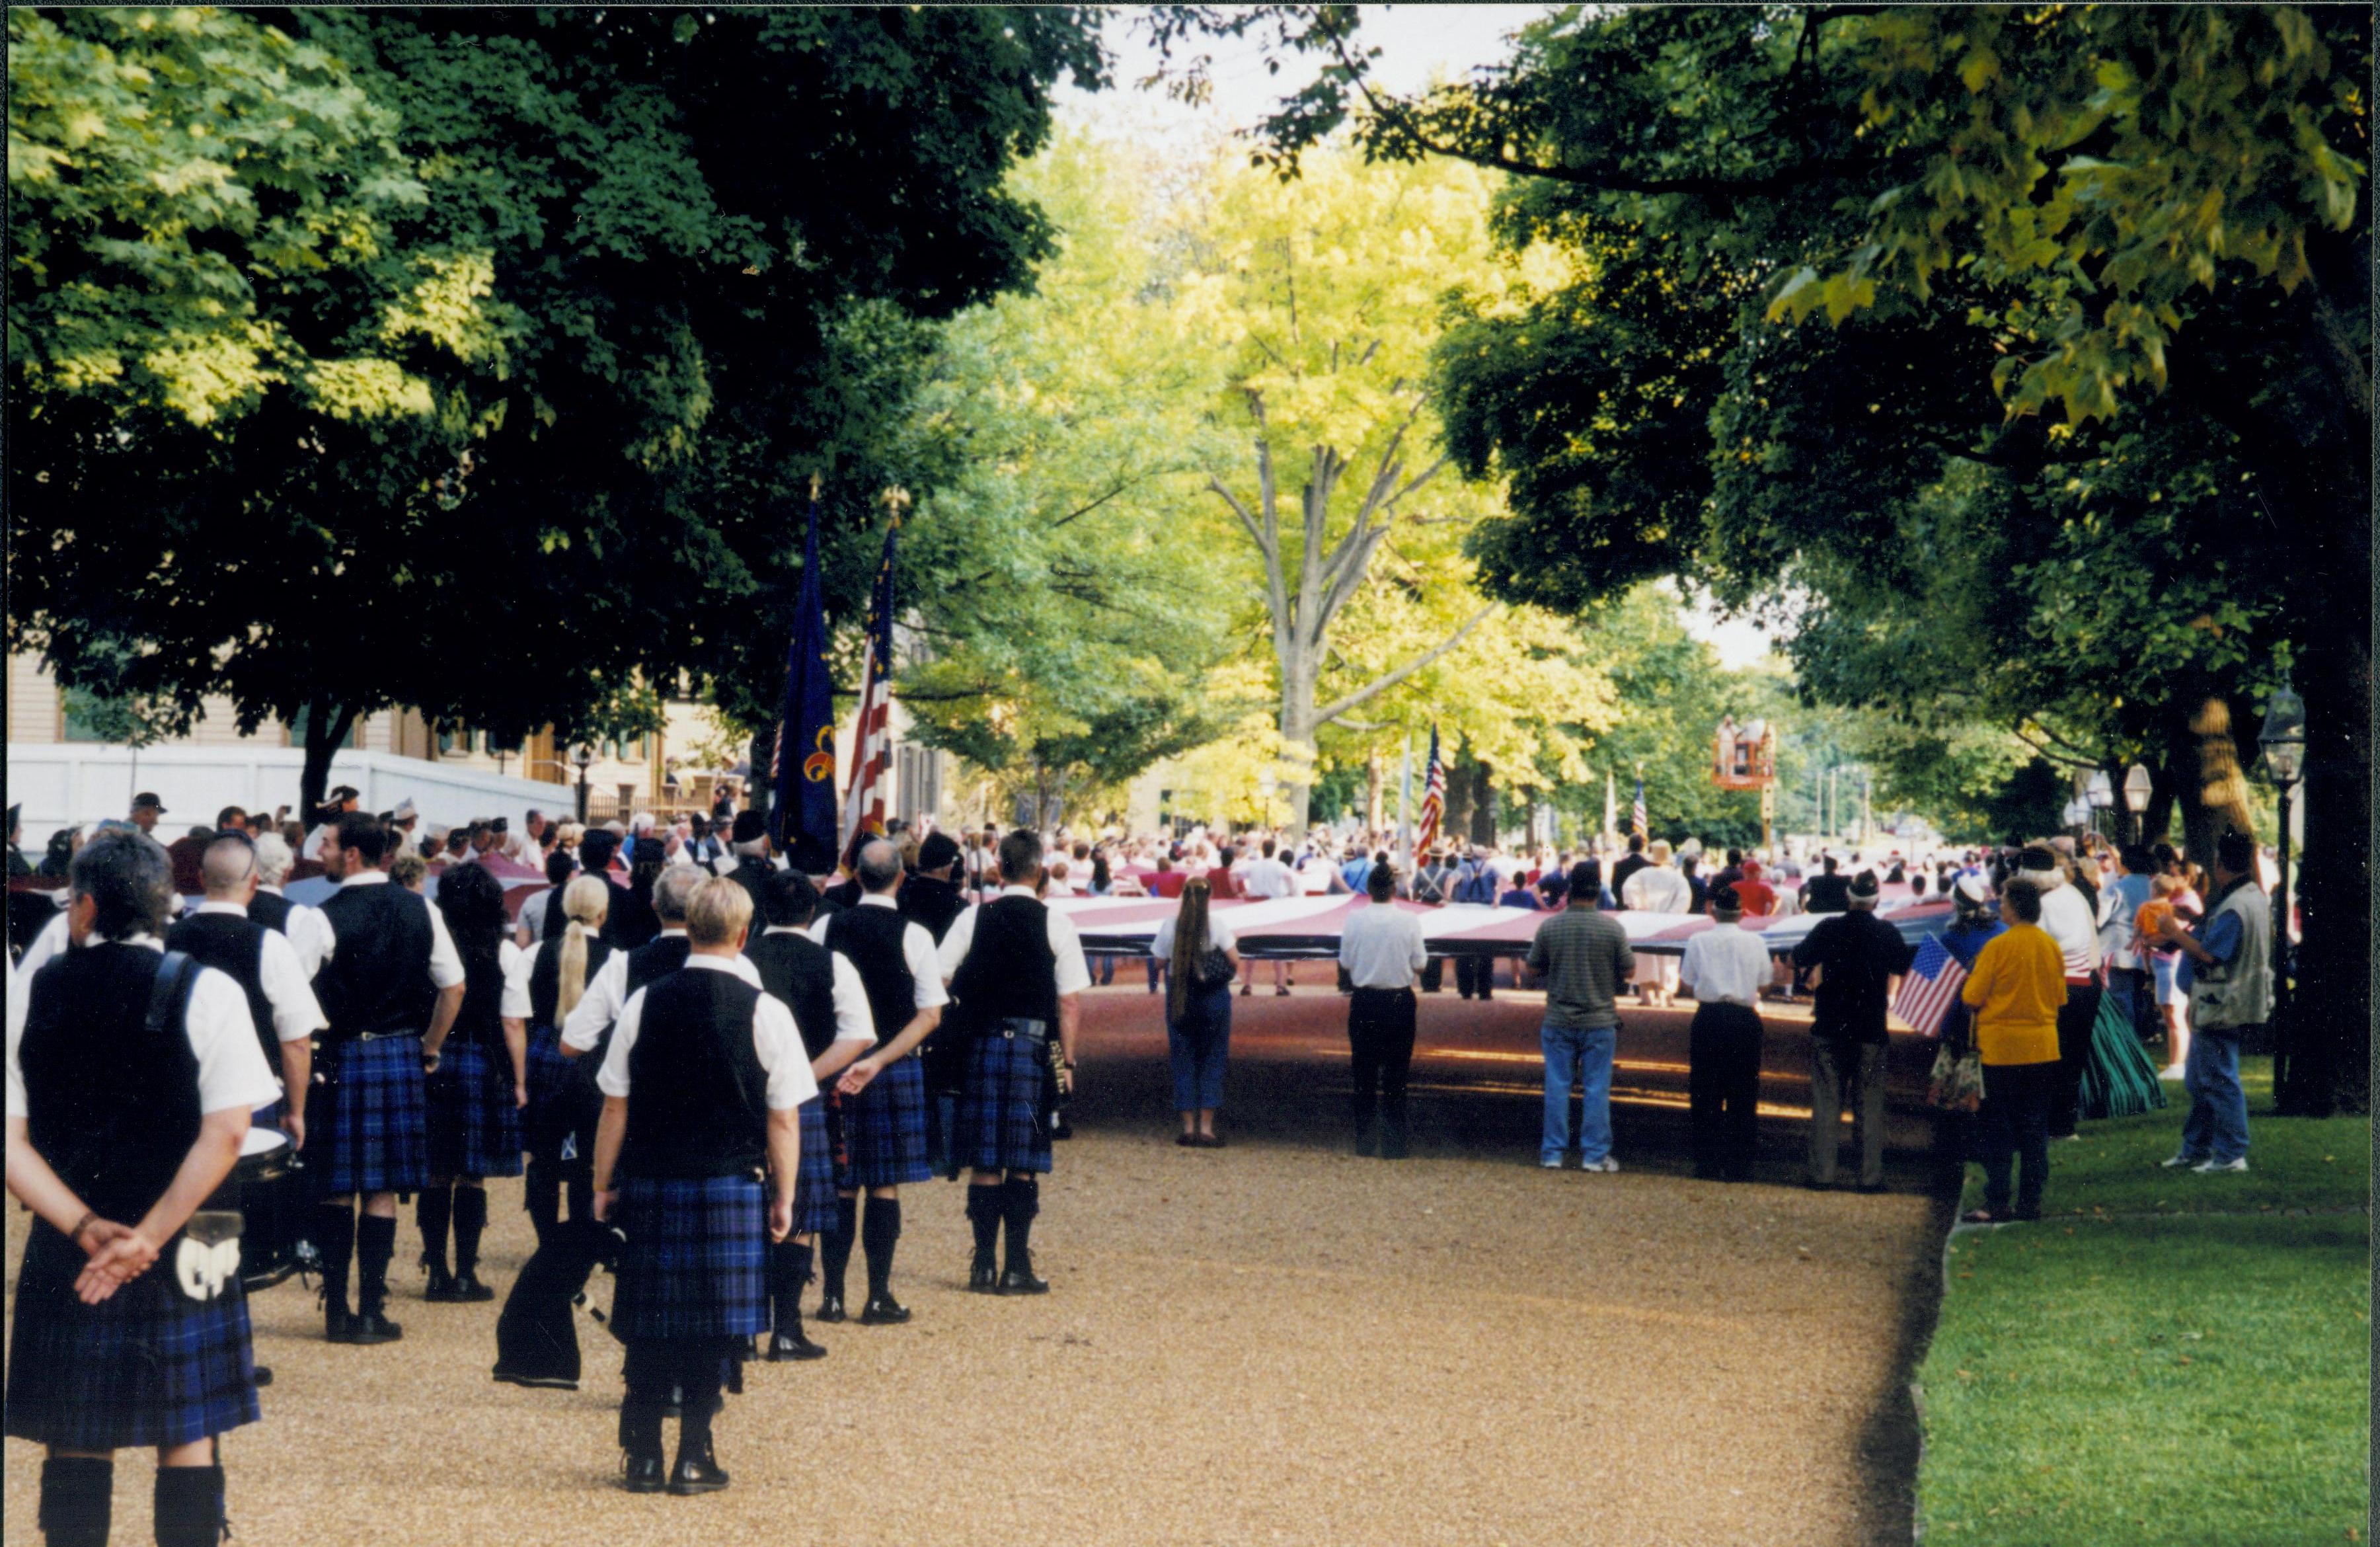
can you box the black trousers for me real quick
[1420,955,1444,993]
[1454,956,1494,998]
[1977,1060,2057,1216]
[1687,1002,1765,1179]
[1347,988,1418,1152]
[2048,983,2100,1137]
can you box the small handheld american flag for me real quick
[1892,934,1968,1037]
[1416,726,1445,853]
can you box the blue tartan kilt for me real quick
[521,1023,578,1166]
[794,1098,840,1235]
[611,1175,767,1341]
[313,1033,430,1197]
[426,1039,524,1179]
[839,1054,932,1189]
[5,1222,260,1450]
[955,1020,1053,1175]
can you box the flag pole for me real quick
[1397,727,1414,872]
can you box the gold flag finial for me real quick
[809,472,822,502]
[880,485,911,526]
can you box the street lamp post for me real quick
[2123,764,2153,845]
[572,742,595,824]
[2257,678,2306,1105]
[2086,769,2115,842]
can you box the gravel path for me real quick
[6,986,1948,1546]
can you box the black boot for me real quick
[153,1465,224,1547]
[669,1429,730,1496]
[418,1183,457,1300]
[1379,1093,1410,1161]
[999,1175,1048,1294]
[966,1185,1003,1292]
[350,1213,404,1343]
[767,1240,825,1361]
[816,1193,857,1322]
[37,1456,110,1547]
[858,1197,909,1324]
[451,1184,496,1300]
[619,1399,666,1493]
[315,1200,357,1341]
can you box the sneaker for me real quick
[2192,1157,2249,1173]
[1581,1156,1621,1174]
[2160,1152,2207,1168]
[1539,1156,1566,1170]
[2157,1065,2187,1080]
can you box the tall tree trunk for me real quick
[1278,643,1319,834]
[1364,749,1385,835]
[298,696,358,823]
[1467,760,1497,846]
[2287,620,2371,1113]
[2165,693,2260,867]
[1443,746,1476,843]
[747,729,775,828]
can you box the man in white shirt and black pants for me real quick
[938,830,1088,1295]
[1679,884,1772,1181]
[1336,864,1429,1158]
[306,814,467,1345]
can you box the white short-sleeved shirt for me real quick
[316,871,467,990]
[1679,922,1773,1007]
[760,927,876,1047]
[806,894,950,1013]
[8,935,280,1119]
[1239,857,1295,900]
[258,888,333,978]
[1338,902,1429,989]
[1149,908,1237,963]
[15,910,69,982]
[562,930,765,1052]
[189,902,327,1043]
[595,955,818,1111]
[936,885,1093,995]
[496,937,530,1019]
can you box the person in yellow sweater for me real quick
[1957,879,2067,1223]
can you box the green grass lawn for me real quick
[1919,1056,2371,1547]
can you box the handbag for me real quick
[1926,1044,1984,1113]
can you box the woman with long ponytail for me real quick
[517,874,613,1247]
[421,862,526,1301]
[1154,877,1239,1147]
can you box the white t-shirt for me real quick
[188,901,327,1043]
[1679,922,1773,1007]
[1239,857,1295,900]
[8,935,280,1119]
[595,955,818,1109]
[806,894,950,1013]
[1149,908,1237,964]
[1337,902,1428,989]
[937,885,1093,994]
[258,887,334,977]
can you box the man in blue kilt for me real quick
[816,839,948,1324]
[744,868,874,1358]
[7,829,280,1546]
[592,877,812,1495]
[306,813,467,1344]
[936,830,1089,1296]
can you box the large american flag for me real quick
[1891,933,1969,1037]
[1631,775,1648,840]
[838,521,898,860]
[1416,725,1445,852]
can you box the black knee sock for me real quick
[771,1240,813,1335]
[966,1185,1003,1271]
[1001,1175,1039,1275]
[861,1197,902,1301]
[38,1456,111,1547]
[452,1185,488,1277]
[820,1194,858,1301]
[524,1162,559,1246]
[565,1168,594,1226]
[356,1213,399,1314]
[677,1347,724,1455]
[153,1466,224,1547]
[416,1183,452,1276]
[315,1201,356,1310]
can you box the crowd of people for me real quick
[3,786,2275,1536]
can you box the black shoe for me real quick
[859,1295,911,1326]
[765,1329,827,1362]
[323,1300,354,1343]
[969,1263,1000,1294]
[814,1294,847,1324]
[253,1364,274,1388]
[621,1454,666,1494]
[668,1452,730,1496]
[451,1268,497,1303]
[999,1266,1050,1296]
[422,1265,464,1303]
[344,1310,404,1345]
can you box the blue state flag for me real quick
[771,499,839,871]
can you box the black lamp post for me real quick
[2257,678,2305,1100]
[572,742,595,824]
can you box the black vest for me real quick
[900,875,967,942]
[449,931,509,1051]
[527,928,613,1030]
[603,880,662,952]
[313,881,437,1039]
[746,930,841,1061]
[248,888,293,935]
[625,933,692,996]
[824,903,915,1051]
[620,969,769,1179]
[19,945,203,1222]
[951,895,1057,1025]
[166,910,277,1070]
[726,858,771,922]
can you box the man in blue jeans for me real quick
[2155,830,2272,1172]
[1527,861,1636,1171]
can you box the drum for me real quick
[229,1125,302,1292]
